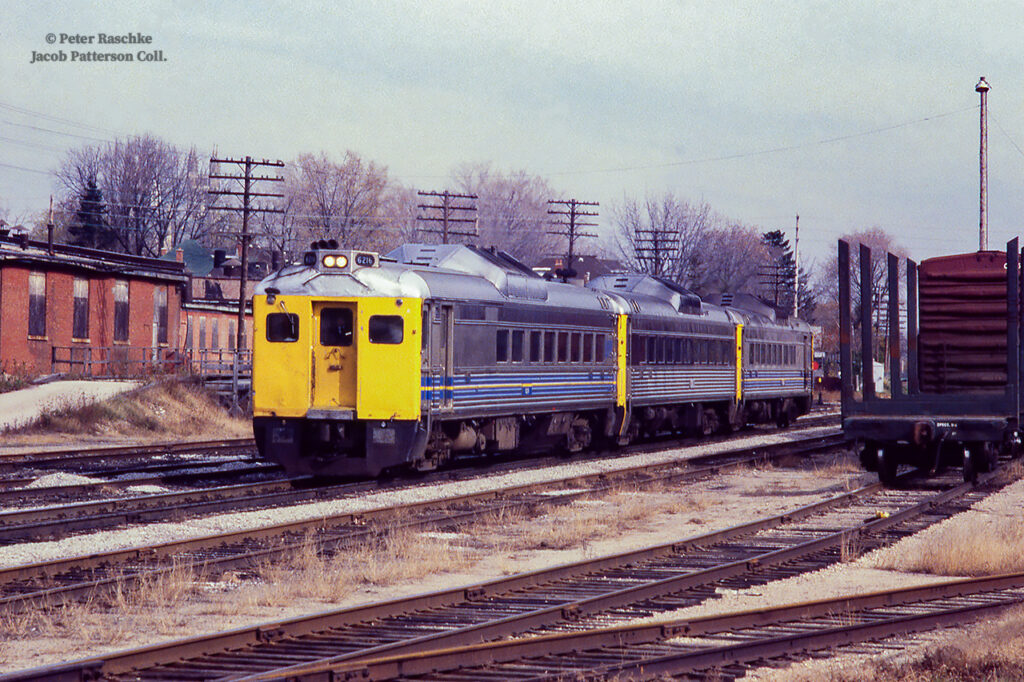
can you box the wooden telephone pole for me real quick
[547,199,598,281]
[416,190,478,243]
[208,156,285,353]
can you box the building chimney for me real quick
[175,247,184,263]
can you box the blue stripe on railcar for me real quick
[421,371,616,404]
[743,369,806,391]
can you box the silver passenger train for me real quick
[252,243,814,477]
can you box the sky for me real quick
[2,0,1024,272]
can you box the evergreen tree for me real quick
[68,177,115,250]
[761,229,816,318]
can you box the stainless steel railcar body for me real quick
[253,242,815,478]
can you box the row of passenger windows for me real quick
[750,342,802,367]
[631,335,734,367]
[265,310,404,345]
[496,329,608,364]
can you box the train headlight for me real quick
[321,254,348,269]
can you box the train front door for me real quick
[311,302,358,410]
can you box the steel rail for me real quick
[209,470,980,681]
[292,571,1024,682]
[0,434,853,675]
[0,462,281,506]
[9,451,937,680]
[0,430,846,612]
[0,431,842,544]
[0,437,256,476]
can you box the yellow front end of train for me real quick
[252,293,424,477]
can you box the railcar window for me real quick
[530,331,542,362]
[632,335,644,365]
[646,337,656,364]
[544,331,556,362]
[496,329,510,362]
[511,330,524,362]
[369,315,404,344]
[665,337,675,364]
[595,334,606,361]
[558,332,569,362]
[570,333,581,362]
[267,312,299,343]
[583,333,593,362]
[320,308,353,346]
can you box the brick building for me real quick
[0,232,187,375]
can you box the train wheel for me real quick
[963,448,978,483]
[877,448,899,486]
[859,442,879,472]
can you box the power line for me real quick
[545,105,979,177]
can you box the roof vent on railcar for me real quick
[385,243,547,300]
[703,292,778,322]
[587,274,701,314]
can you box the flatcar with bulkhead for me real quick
[252,242,814,477]
[839,239,1024,484]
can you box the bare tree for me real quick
[288,151,390,249]
[55,135,214,256]
[689,221,768,295]
[614,193,713,283]
[815,227,910,357]
[450,162,562,261]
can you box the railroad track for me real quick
[310,572,1024,681]
[10,449,1011,681]
[0,421,838,544]
[0,437,257,477]
[0,462,282,508]
[0,430,845,614]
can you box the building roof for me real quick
[0,234,187,283]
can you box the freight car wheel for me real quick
[858,442,879,472]
[962,448,978,483]
[877,448,899,486]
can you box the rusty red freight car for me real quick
[839,239,1023,484]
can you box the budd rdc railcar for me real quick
[839,238,1024,484]
[252,241,814,478]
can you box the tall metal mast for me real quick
[976,76,990,251]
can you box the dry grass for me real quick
[216,525,473,612]
[772,604,1024,681]
[869,512,1024,577]
[5,380,250,441]
[475,485,713,554]
[0,558,202,645]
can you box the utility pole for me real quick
[976,76,990,251]
[547,198,598,281]
[793,214,800,319]
[634,225,680,278]
[416,190,478,243]
[208,156,285,414]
